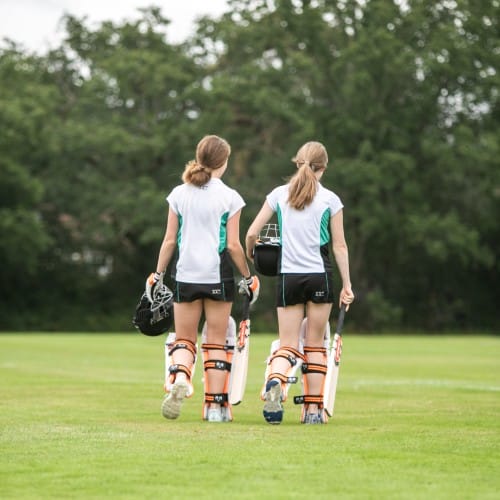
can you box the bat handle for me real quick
[337,303,347,334]
[241,294,250,320]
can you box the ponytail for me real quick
[288,141,328,210]
[182,160,211,187]
[287,163,318,210]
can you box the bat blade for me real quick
[229,318,250,405]
[324,304,346,417]
[324,332,342,417]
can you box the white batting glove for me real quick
[238,275,260,305]
[146,271,164,303]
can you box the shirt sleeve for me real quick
[266,186,282,212]
[229,189,246,218]
[329,192,344,216]
[166,186,180,215]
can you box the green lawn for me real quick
[0,333,498,499]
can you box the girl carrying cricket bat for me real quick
[147,135,259,423]
[245,141,354,425]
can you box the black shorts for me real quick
[173,281,235,303]
[276,273,334,307]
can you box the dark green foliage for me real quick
[0,1,498,331]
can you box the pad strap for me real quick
[205,393,229,404]
[270,346,305,367]
[204,360,232,371]
[168,364,192,378]
[169,339,197,361]
[202,342,229,352]
[301,363,328,375]
[268,372,298,384]
[303,346,327,354]
[293,395,324,406]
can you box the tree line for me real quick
[0,0,498,332]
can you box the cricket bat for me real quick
[324,304,347,417]
[229,295,251,405]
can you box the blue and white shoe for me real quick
[263,379,283,424]
[303,411,325,425]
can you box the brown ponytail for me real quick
[182,135,231,187]
[288,141,328,210]
[182,160,211,186]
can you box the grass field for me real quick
[0,332,498,499]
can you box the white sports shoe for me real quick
[161,380,189,419]
[207,408,223,422]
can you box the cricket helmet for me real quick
[253,223,281,277]
[133,284,174,336]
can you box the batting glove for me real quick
[146,271,164,303]
[238,275,260,305]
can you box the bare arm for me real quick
[155,208,179,273]
[226,209,251,277]
[330,209,355,309]
[245,201,274,261]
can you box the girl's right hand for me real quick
[339,286,354,311]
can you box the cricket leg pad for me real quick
[261,339,280,398]
[296,346,328,423]
[202,343,233,421]
[165,339,197,395]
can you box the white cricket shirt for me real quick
[266,183,343,273]
[167,178,245,283]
